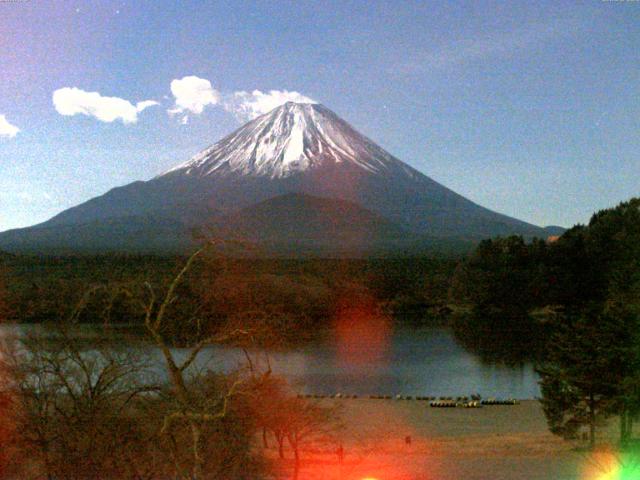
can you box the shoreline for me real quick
[267,398,625,480]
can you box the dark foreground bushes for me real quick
[0,325,269,479]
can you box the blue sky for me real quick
[1,0,639,231]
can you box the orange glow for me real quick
[332,290,392,365]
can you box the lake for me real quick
[1,325,541,399]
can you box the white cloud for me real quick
[52,87,159,124]
[228,89,317,121]
[135,100,159,112]
[168,76,220,122]
[165,76,316,124]
[0,114,20,138]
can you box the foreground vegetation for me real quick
[0,244,343,479]
[2,197,640,475]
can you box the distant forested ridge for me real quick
[0,254,457,346]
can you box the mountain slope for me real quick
[0,215,193,254]
[219,193,414,249]
[0,102,549,254]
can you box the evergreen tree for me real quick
[537,309,636,448]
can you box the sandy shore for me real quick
[265,399,629,480]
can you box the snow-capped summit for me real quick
[163,102,414,179]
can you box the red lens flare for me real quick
[332,291,392,366]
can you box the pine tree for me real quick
[537,309,632,448]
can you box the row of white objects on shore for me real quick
[297,393,520,407]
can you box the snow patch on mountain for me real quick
[161,102,416,179]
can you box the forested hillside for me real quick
[449,198,640,445]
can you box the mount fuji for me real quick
[0,102,554,255]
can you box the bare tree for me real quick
[136,243,265,479]
[0,322,160,479]
[284,397,342,479]
[245,375,342,479]
[0,240,340,479]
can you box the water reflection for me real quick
[0,325,540,398]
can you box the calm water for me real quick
[1,325,541,399]
[233,328,540,399]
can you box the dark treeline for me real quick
[0,254,457,346]
[449,199,640,360]
[450,197,640,446]
[448,235,554,363]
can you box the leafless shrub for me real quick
[0,323,161,479]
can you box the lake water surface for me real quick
[2,325,541,399]
[231,327,540,399]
